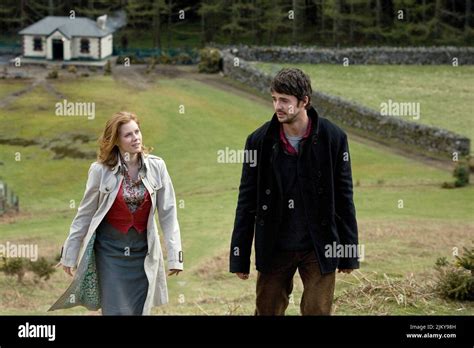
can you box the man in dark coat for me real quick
[229,68,360,315]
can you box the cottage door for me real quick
[52,39,64,60]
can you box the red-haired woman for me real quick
[49,111,183,315]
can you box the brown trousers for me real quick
[255,250,335,316]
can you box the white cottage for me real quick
[19,15,115,62]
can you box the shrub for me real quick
[104,60,112,75]
[159,54,172,65]
[29,257,56,281]
[47,69,58,79]
[434,247,474,301]
[0,256,57,283]
[67,65,77,74]
[145,57,157,74]
[0,257,27,283]
[198,47,221,73]
[173,53,193,65]
[453,160,470,187]
[442,158,470,188]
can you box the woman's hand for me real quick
[168,269,182,276]
[55,262,74,277]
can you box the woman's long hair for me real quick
[97,111,153,168]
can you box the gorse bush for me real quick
[67,65,77,74]
[29,257,56,281]
[442,158,470,189]
[198,47,221,73]
[0,256,56,283]
[453,161,470,187]
[0,257,27,283]
[104,60,112,75]
[47,69,58,79]
[434,247,474,301]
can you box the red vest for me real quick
[106,181,152,234]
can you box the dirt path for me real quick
[113,65,156,90]
[40,79,65,99]
[0,78,65,108]
[0,80,40,108]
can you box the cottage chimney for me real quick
[97,15,107,30]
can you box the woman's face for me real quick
[117,120,142,156]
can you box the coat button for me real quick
[317,171,322,178]
[265,189,271,195]
[318,187,323,194]
[262,205,268,211]
[105,187,110,192]
[321,219,328,226]
[259,219,264,226]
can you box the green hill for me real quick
[0,74,472,315]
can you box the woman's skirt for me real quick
[94,219,149,315]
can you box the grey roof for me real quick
[19,16,115,38]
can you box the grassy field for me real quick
[0,72,472,315]
[256,63,474,144]
[0,80,28,99]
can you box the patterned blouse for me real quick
[119,153,148,213]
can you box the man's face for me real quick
[271,92,306,124]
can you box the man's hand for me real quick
[236,272,249,280]
[337,268,354,274]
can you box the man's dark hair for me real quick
[270,68,312,110]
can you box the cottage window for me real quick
[33,37,42,51]
[80,39,90,53]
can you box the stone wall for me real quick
[222,49,470,157]
[224,45,474,65]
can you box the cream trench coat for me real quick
[48,152,183,315]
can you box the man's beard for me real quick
[277,110,299,124]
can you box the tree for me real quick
[125,0,154,29]
[323,0,342,45]
[152,0,167,48]
[166,0,174,48]
[291,0,305,45]
[257,0,291,45]
[0,0,24,34]
[75,0,122,18]
[198,0,225,44]
[221,0,247,43]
